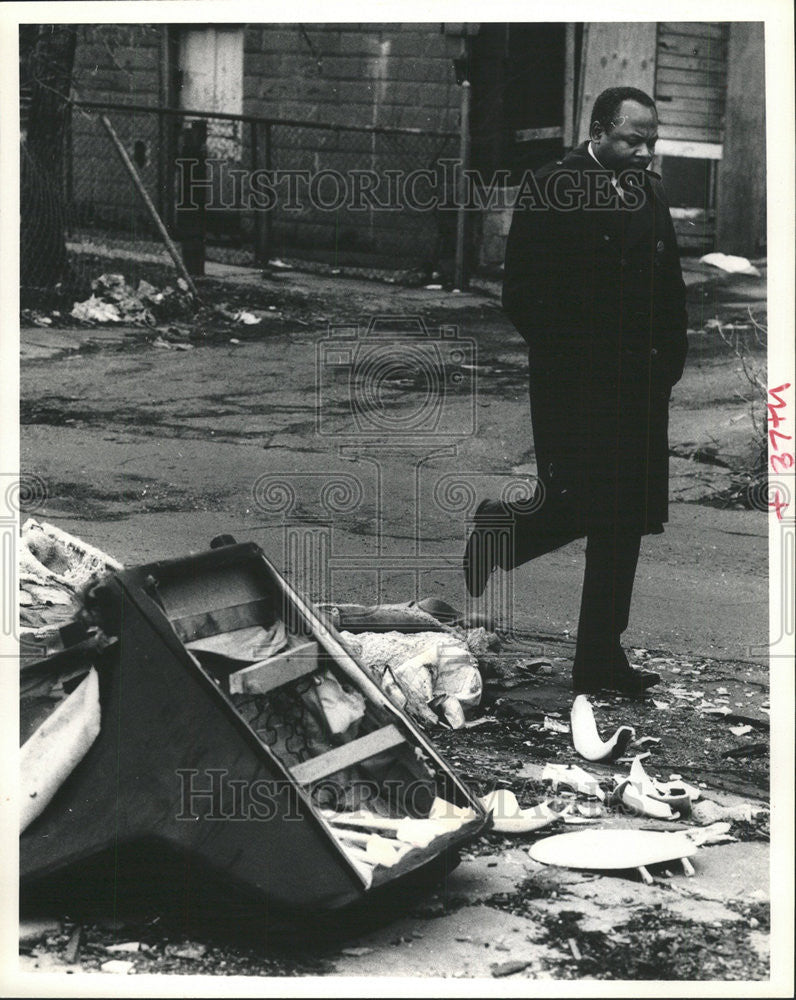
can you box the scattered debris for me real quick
[463,716,497,729]
[570,695,635,763]
[575,801,603,819]
[169,942,207,960]
[478,788,559,834]
[19,517,123,647]
[632,736,661,750]
[529,829,698,883]
[491,959,532,977]
[323,600,452,633]
[431,694,466,729]
[686,822,736,847]
[615,778,676,820]
[339,630,482,729]
[729,724,753,737]
[542,763,605,801]
[700,704,733,717]
[106,941,141,953]
[100,959,136,974]
[690,799,767,826]
[543,716,569,735]
[70,273,194,327]
[341,946,374,957]
[63,925,84,964]
[722,743,768,760]
[568,937,582,961]
[700,252,762,277]
[562,813,599,825]
[19,919,60,946]
[21,308,54,327]
[71,295,127,325]
[613,756,700,820]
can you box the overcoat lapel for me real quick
[619,173,660,251]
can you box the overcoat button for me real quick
[603,234,610,241]
[651,348,659,357]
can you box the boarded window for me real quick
[654,23,728,252]
[655,22,729,146]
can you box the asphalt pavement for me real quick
[16,260,779,982]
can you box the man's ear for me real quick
[589,120,603,142]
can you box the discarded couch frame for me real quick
[20,538,490,910]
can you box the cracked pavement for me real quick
[16,263,779,982]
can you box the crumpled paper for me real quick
[339,630,482,729]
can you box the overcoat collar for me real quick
[560,141,663,250]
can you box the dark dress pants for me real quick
[498,492,642,677]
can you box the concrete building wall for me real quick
[68,23,463,268]
[63,22,768,272]
[241,24,461,265]
[243,24,459,130]
[69,25,165,234]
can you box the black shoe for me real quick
[463,499,508,598]
[573,665,661,698]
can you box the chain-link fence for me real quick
[21,100,462,298]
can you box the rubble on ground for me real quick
[70,273,194,326]
[17,522,770,980]
[19,518,122,643]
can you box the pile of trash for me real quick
[19,521,122,835]
[70,274,194,326]
[19,519,122,647]
[339,630,482,730]
[699,252,762,278]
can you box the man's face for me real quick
[591,100,658,173]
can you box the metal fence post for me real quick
[175,119,207,278]
[65,101,461,283]
[264,123,273,266]
[454,80,471,292]
[156,106,167,223]
[252,120,269,266]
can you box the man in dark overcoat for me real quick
[464,87,688,696]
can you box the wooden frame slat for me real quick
[229,640,318,694]
[291,724,405,785]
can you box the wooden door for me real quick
[178,25,243,160]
